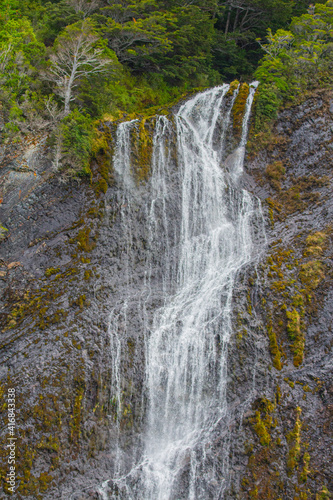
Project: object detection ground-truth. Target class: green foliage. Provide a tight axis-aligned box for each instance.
[2,0,333,177]
[0,16,45,96]
[58,109,94,175]
[213,0,294,80]
[99,1,217,84]
[37,1,79,45]
[252,83,281,131]
[254,1,333,132]
[304,231,327,256]
[213,31,257,81]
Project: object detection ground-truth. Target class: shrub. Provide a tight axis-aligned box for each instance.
[58,109,94,176]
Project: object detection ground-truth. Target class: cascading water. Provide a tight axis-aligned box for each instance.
[103,83,266,499]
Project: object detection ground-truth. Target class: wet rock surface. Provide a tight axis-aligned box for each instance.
[0,90,332,498]
[226,88,333,499]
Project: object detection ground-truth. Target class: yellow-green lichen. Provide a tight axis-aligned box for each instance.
[286,309,304,367]
[252,398,275,446]
[45,268,60,277]
[70,227,96,252]
[299,452,310,484]
[267,321,282,370]
[286,406,302,473]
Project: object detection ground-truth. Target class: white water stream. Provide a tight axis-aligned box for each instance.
[103,83,265,499]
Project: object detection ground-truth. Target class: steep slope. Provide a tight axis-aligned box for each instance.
[0,87,332,499]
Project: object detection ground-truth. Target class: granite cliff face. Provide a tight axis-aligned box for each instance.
[0,88,332,499]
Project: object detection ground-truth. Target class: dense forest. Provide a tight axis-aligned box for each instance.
[0,0,332,175]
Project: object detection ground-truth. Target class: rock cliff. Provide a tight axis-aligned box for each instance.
[0,88,332,499]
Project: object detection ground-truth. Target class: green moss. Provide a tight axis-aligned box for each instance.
[286,407,302,473]
[38,472,53,493]
[37,435,59,452]
[249,486,259,498]
[304,231,327,257]
[267,321,282,370]
[247,288,252,315]
[127,338,135,366]
[284,377,295,389]
[130,116,155,183]
[45,268,60,277]
[316,486,331,500]
[266,197,281,226]
[268,175,329,220]
[70,382,85,444]
[254,410,271,445]
[286,309,304,367]
[94,178,108,195]
[3,288,66,333]
[265,161,286,190]
[226,79,239,96]
[252,398,275,446]
[232,83,250,137]
[299,452,310,484]
[300,261,325,290]
[84,270,92,280]
[71,294,88,310]
[70,227,96,252]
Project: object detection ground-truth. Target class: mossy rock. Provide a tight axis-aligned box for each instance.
[232,83,250,137]
[300,260,325,290]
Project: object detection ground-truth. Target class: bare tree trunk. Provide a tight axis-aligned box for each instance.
[64,58,78,115]
[64,86,71,115]
[225,6,231,38]
[240,7,249,32]
[233,7,240,31]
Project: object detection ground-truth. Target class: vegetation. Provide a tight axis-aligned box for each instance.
[286,308,305,367]
[0,0,331,175]
[286,406,302,473]
[252,397,275,446]
[267,320,282,370]
[253,1,333,132]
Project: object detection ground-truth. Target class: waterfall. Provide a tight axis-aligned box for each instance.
[103,83,265,499]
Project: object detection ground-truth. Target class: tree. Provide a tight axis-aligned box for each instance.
[254,0,333,132]
[0,17,45,94]
[66,0,100,19]
[220,0,292,37]
[99,1,216,83]
[45,20,116,114]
